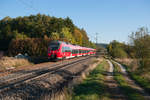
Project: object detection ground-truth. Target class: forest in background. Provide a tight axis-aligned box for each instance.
[0,14,95,56]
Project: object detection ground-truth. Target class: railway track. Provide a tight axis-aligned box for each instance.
[0,56,92,93]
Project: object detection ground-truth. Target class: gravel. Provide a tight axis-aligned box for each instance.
[0,56,96,100]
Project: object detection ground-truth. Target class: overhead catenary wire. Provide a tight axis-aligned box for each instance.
[16,0,40,13]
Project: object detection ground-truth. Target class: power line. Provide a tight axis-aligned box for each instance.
[16,0,40,13]
[88,34,95,43]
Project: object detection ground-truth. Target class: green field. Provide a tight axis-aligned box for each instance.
[71,59,110,100]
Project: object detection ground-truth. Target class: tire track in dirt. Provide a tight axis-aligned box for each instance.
[105,60,126,100]
[113,61,150,100]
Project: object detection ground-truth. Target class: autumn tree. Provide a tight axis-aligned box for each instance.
[129,27,150,70]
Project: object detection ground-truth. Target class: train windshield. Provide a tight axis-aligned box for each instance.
[49,42,60,50]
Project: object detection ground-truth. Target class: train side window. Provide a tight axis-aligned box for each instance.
[76,50,78,54]
[65,47,67,52]
[72,49,75,54]
[63,46,67,52]
[72,49,77,54]
[62,47,65,52]
[77,50,78,54]
[64,47,70,52]
[68,47,71,52]
[74,50,76,54]
[79,50,82,53]
[69,47,71,52]
[66,47,67,52]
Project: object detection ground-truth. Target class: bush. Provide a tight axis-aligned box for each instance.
[107,40,128,58]
[112,48,128,58]
[8,38,52,57]
[139,58,150,71]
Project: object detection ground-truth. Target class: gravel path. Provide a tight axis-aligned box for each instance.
[106,60,126,100]
[107,60,114,73]
[113,61,150,100]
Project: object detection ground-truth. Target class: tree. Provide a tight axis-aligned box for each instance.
[107,40,128,58]
[50,32,60,40]
[129,27,150,70]
[60,27,76,43]
[130,27,150,58]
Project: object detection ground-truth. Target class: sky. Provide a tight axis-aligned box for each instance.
[0,0,150,43]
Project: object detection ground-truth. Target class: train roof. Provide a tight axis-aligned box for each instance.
[49,40,70,44]
[49,40,95,50]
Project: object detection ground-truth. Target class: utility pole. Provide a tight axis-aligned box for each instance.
[95,33,98,45]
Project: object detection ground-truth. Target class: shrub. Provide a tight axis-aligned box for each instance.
[8,38,52,57]
[112,48,128,58]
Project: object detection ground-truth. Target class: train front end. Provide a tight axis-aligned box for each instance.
[48,41,62,60]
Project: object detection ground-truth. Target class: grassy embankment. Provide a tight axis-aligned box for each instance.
[124,64,150,94]
[71,59,111,100]
[116,59,150,94]
[129,72,150,93]
[0,57,33,70]
[112,61,145,100]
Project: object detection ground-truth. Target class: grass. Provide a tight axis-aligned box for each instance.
[129,71,150,93]
[0,57,33,70]
[112,62,145,100]
[71,59,111,100]
[116,59,150,94]
[124,63,150,93]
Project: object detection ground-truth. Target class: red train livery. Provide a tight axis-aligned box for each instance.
[48,41,96,60]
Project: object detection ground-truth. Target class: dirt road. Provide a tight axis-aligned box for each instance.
[106,60,126,100]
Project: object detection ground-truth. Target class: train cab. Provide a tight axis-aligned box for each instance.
[48,41,62,60]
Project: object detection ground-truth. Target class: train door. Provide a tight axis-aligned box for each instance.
[66,47,71,58]
[62,46,71,59]
[62,46,66,59]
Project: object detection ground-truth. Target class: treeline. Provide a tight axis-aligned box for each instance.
[107,27,150,70]
[0,14,95,56]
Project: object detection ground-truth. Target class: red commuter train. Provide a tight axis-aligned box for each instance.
[48,40,96,60]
